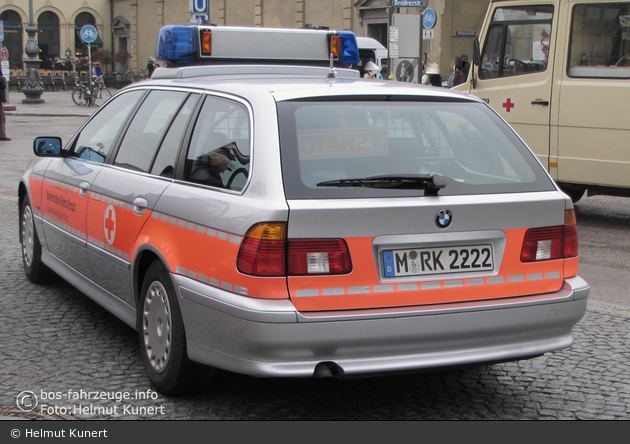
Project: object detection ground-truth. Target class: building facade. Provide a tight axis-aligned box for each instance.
[113,0,490,80]
[1,1,490,80]
[0,0,110,71]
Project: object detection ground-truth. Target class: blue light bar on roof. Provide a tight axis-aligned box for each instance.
[338,31,360,65]
[155,26,198,62]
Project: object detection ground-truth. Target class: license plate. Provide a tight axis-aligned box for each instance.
[382,245,494,278]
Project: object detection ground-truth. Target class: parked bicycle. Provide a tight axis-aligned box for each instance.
[72,76,112,107]
[92,75,112,102]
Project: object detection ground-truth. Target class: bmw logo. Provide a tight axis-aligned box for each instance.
[435,209,452,229]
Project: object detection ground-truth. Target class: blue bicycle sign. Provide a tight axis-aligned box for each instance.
[80,25,98,43]
[423,8,437,30]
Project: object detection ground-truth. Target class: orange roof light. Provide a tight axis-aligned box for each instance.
[200,30,212,56]
[330,34,340,57]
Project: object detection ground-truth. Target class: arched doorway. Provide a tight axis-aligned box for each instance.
[74,12,102,58]
[37,11,60,70]
[0,10,23,70]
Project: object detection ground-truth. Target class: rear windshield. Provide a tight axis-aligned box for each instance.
[277,98,555,199]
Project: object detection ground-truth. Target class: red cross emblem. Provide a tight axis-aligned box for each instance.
[502,97,515,113]
[104,205,116,245]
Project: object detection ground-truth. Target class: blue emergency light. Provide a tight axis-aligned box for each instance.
[338,31,360,65]
[155,25,359,67]
[155,26,198,62]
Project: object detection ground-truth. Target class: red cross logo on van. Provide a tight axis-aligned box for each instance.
[502,97,515,113]
[104,204,116,245]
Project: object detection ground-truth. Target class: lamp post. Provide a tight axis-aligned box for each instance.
[22,0,44,103]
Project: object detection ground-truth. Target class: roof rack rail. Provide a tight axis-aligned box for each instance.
[151,64,360,80]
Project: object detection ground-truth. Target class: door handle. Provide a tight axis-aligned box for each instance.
[79,181,91,197]
[133,197,148,216]
[531,100,549,106]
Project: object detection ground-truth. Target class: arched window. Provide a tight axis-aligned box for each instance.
[0,10,23,69]
[37,11,60,69]
[74,12,102,58]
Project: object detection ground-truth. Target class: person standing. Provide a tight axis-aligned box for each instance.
[0,76,10,141]
[363,61,383,79]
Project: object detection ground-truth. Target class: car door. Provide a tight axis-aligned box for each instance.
[86,90,200,306]
[40,90,145,278]
[460,2,559,170]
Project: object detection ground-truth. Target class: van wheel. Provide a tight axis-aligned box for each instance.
[20,196,51,283]
[559,186,585,203]
[139,261,206,395]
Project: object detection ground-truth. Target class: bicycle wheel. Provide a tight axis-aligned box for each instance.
[98,88,112,101]
[89,90,99,107]
[72,88,84,106]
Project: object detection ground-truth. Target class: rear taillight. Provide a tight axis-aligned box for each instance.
[288,239,352,275]
[237,223,287,276]
[237,222,352,277]
[520,210,578,262]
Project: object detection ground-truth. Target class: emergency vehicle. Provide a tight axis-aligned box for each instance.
[19,24,589,395]
[356,36,389,77]
[454,0,630,202]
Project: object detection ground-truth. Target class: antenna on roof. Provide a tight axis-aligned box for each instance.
[328,31,337,78]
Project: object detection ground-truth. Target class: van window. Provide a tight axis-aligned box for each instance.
[480,5,554,79]
[568,3,630,78]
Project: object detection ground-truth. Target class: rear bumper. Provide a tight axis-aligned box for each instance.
[175,274,589,378]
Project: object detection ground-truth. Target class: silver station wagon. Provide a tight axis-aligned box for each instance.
[18,25,589,394]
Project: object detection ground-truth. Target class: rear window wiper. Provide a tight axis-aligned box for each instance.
[317,174,446,195]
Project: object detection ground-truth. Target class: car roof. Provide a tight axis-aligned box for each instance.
[129,65,480,103]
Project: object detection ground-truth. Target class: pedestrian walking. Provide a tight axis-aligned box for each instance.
[0,76,10,141]
[447,57,466,88]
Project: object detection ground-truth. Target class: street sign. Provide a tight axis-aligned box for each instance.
[0,21,4,42]
[392,0,424,7]
[395,59,417,83]
[389,42,399,58]
[423,8,437,30]
[0,47,8,61]
[422,29,435,40]
[80,25,98,43]
[389,26,398,43]
[191,0,209,14]
[190,0,209,24]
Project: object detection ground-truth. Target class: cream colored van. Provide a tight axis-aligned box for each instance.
[454,0,630,202]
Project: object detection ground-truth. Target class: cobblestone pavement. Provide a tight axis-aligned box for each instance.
[1,217,629,420]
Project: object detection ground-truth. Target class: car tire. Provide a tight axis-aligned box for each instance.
[138,260,210,395]
[20,196,52,283]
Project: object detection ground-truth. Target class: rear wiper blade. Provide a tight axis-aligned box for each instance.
[317,174,446,195]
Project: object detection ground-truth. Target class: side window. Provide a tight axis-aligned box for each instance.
[184,95,251,192]
[479,5,554,79]
[114,90,188,172]
[73,90,144,162]
[568,3,630,78]
[150,93,200,177]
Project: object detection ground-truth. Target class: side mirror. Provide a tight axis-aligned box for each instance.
[33,136,63,157]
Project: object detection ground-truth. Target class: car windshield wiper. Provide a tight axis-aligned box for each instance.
[317,174,447,195]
